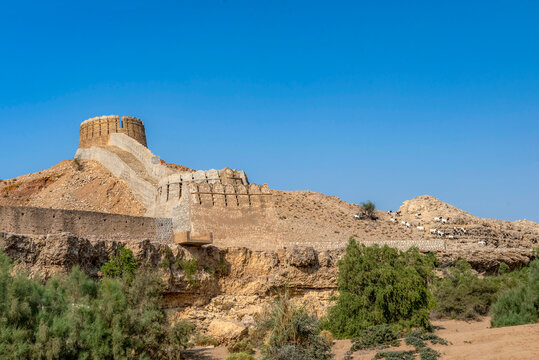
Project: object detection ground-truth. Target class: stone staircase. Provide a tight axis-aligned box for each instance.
[100,146,158,186]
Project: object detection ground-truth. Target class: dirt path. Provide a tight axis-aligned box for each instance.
[184,318,539,360]
[335,318,539,360]
[430,318,539,360]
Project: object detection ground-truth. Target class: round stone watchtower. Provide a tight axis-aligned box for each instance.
[79,115,148,148]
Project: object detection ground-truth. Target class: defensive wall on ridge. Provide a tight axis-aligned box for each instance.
[0,204,446,251]
[0,206,173,243]
[79,115,147,148]
[71,115,448,252]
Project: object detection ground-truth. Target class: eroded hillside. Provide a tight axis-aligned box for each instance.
[0,160,146,216]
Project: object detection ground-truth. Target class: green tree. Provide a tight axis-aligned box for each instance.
[323,239,435,338]
[0,250,194,360]
[358,201,376,219]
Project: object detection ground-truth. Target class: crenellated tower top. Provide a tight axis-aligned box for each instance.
[79,115,147,148]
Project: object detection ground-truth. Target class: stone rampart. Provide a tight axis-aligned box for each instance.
[0,206,173,243]
[189,205,279,249]
[156,182,272,209]
[79,115,147,148]
[108,133,173,180]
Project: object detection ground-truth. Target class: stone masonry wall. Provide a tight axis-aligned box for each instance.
[79,115,147,148]
[0,206,173,243]
[108,133,172,180]
[151,168,259,234]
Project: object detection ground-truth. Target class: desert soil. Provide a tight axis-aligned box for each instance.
[183,318,539,360]
[0,159,146,216]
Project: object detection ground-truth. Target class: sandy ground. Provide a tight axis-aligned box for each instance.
[183,318,539,360]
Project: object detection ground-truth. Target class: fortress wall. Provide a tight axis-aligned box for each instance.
[155,181,271,209]
[121,116,147,147]
[189,205,280,249]
[0,206,173,243]
[79,115,147,149]
[79,115,120,148]
[187,183,273,209]
[150,183,191,233]
[187,182,279,248]
[152,175,276,243]
[75,147,156,211]
[108,133,172,180]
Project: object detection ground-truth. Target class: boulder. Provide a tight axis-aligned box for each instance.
[286,246,317,267]
[206,318,247,344]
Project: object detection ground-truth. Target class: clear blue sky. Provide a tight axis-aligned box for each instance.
[1,1,538,222]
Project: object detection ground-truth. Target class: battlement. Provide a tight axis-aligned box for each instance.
[156,182,272,208]
[79,115,147,148]
[154,167,270,209]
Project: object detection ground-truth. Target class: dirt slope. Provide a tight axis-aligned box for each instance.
[0,159,146,216]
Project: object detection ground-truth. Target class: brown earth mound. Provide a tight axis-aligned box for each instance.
[0,159,145,216]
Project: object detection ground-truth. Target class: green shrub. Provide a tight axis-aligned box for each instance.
[405,330,426,348]
[225,353,256,360]
[419,347,441,360]
[498,262,510,275]
[373,330,446,360]
[177,258,199,286]
[374,350,415,360]
[0,250,194,359]
[421,333,448,345]
[72,158,83,171]
[100,247,138,280]
[405,330,448,348]
[350,324,401,351]
[227,339,253,354]
[219,255,229,275]
[323,239,435,338]
[160,247,174,270]
[491,259,539,327]
[433,257,538,327]
[193,333,219,347]
[255,292,332,360]
[431,259,501,320]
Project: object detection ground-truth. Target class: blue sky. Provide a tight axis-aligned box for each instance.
[1,1,538,222]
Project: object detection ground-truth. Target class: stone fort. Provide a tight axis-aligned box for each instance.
[75,115,277,248]
[79,115,147,148]
[0,115,446,252]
